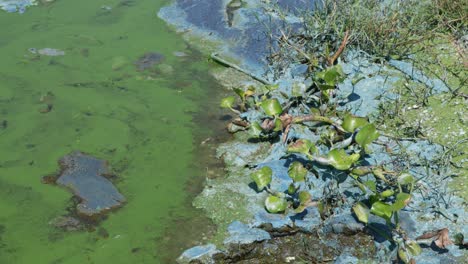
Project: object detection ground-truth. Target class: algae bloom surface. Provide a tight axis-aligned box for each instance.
[0,0,221,263]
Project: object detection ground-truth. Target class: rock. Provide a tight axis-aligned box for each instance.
[177,244,219,264]
[46,151,126,219]
[134,52,165,71]
[223,221,271,246]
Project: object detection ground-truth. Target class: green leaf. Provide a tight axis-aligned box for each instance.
[287,183,297,195]
[250,122,263,137]
[392,193,411,211]
[288,161,308,182]
[356,124,380,148]
[294,205,307,214]
[398,246,411,264]
[380,189,394,198]
[298,191,311,205]
[370,201,393,221]
[398,172,415,185]
[287,139,316,156]
[265,195,288,213]
[369,194,380,205]
[274,118,283,132]
[363,180,377,192]
[220,96,236,109]
[454,233,464,246]
[406,241,422,256]
[327,149,360,170]
[342,114,368,132]
[353,202,370,224]
[292,82,307,97]
[351,166,372,176]
[233,88,245,99]
[251,166,272,191]
[356,124,377,141]
[317,83,336,91]
[316,65,345,86]
[264,84,279,92]
[372,168,387,181]
[261,98,283,116]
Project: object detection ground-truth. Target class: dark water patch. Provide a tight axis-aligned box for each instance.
[44,151,126,219]
[134,52,165,71]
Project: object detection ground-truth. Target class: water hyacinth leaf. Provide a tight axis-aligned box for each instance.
[298,191,311,205]
[294,205,307,214]
[353,202,370,224]
[342,114,368,132]
[251,166,272,191]
[398,172,415,185]
[398,246,411,264]
[364,180,377,192]
[287,183,296,195]
[351,166,372,176]
[292,82,307,97]
[288,161,307,182]
[261,98,283,116]
[264,84,279,92]
[220,96,235,109]
[392,193,411,211]
[274,118,283,132]
[356,124,379,147]
[380,189,394,198]
[265,195,287,213]
[369,194,380,205]
[406,241,422,256]
[454,233,464,246]
[370,201,393,220]
[372,167,387,181]
[245,86,256,97]
[250,122,263,137]
[233,88,245,99]
[327,149,360,170]
[287,139,316,156]
[356,124,379,148]
[317,83,336,91]
[316,65,345,86]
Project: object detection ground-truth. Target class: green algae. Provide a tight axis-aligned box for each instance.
[0,0,223,263]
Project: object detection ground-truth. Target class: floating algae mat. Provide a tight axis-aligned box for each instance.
[0,0,223,263]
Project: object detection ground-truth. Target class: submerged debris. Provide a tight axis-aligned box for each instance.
[134,52,165,71]
[43,151,126,219]
[28,48,65,56]
[49,216,83,232]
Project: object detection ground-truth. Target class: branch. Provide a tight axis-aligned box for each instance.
[327,30,350,66]
[210,53,273,85]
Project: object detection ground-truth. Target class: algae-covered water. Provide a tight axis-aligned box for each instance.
[0,0,222,263]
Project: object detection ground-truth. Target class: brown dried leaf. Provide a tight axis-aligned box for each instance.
[416,230,439,240]
[417,228,453,249]
[434,228,453,249]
